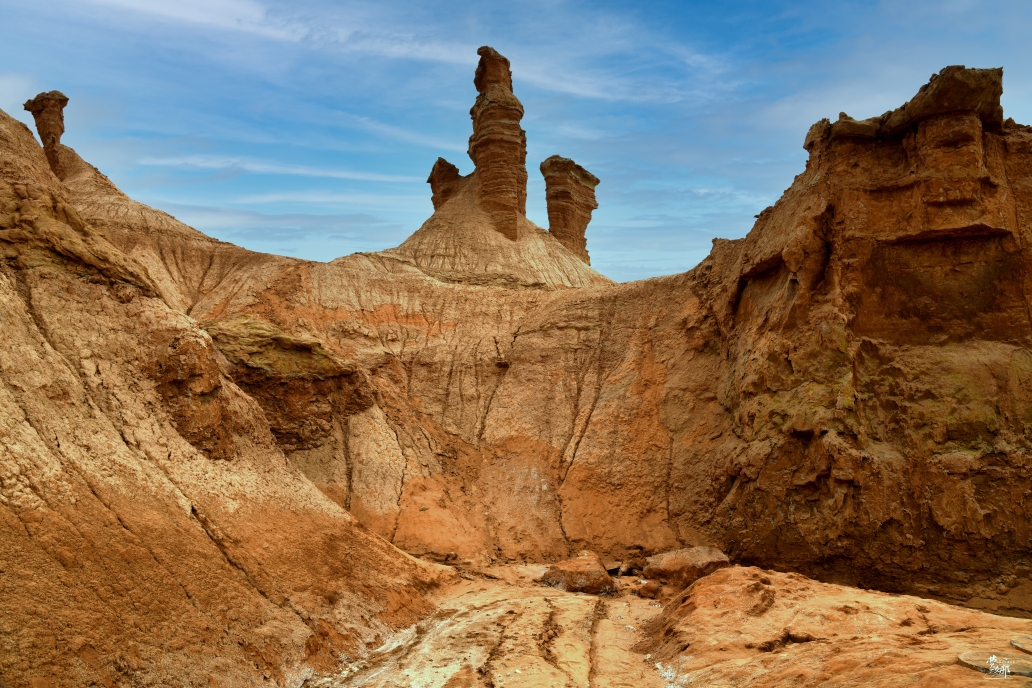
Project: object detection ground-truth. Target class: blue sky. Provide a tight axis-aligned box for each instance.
[2,0,1032,281]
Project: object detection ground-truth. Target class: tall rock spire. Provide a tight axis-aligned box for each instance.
[540,155,599,264]
[467,46,527,240]
[23,90,69,178]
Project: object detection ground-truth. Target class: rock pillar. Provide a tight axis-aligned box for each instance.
[540,155,599,264]
[467,46,527,240]
[24,90,69,178]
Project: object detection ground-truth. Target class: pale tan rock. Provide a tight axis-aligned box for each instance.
[23,90,68,176]
[6,57,1032,686]
[0,106,446,687]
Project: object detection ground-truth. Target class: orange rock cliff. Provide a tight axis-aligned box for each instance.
[2,49,1032,686]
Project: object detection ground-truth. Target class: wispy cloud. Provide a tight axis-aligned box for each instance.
[335,112,467,152]
[139,155,421,182]
[80,0,306,40]
[232,191,427,205]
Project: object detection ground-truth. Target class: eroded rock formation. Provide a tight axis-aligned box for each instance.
[468,46,527,240]
[541,155,599,263]
[0,109,447,687]
[23,90,68,178]
[389,47,607,288]
[5,56,1032,685]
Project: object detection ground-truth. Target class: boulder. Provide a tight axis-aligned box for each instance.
[540,551,617,594]
[643,546,730,589]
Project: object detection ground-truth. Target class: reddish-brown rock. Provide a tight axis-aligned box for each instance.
[540,154,599,264]
[468,46,527,240]
[643,546,730,589]
[540,551,617,594]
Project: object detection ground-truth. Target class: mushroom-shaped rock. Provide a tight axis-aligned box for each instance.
[23,90,69,177]
[468,46,527,240]
[643,546,730,589]
[540,155,599,264]
[540,551,617,594]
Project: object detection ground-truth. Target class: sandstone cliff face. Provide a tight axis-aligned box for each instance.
[0,109,445,687]
[168,64,1030,616]
[540,154,599,264]
[5,57,1032,685]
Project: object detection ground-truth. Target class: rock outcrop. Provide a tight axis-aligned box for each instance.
[381,46,608,288]
[642,566,1032,686]
[467,46,527,240]
[0,107,447,687]
[427,157,464,210]
[540,155,599,264]
[23,90,69,178]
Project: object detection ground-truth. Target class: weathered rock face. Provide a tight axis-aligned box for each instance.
[468,46,527,240]
[642,566,1032,686]
[0,108,447,687]
[391,47,608,288]
[22,90,68,177]
[42,62,1029,617]
[6,57,1032,685]
[541,155,599,264]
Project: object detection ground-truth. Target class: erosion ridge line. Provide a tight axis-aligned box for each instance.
[1,50,1031,686]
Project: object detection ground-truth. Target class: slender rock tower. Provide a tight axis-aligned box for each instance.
[540,155,599,264]
[467,46,528,240]
[23,90,69,178]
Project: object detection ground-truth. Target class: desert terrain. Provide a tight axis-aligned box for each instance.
[2,47,1031,686]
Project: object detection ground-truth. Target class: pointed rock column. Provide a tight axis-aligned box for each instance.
[23,90,69,178]
[540,155,599,264]
[467,46,527,240]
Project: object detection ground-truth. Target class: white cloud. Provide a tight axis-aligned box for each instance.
[139,154,421,182]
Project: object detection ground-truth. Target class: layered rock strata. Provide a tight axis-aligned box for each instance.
[382,47,607,288]
[0,108,446,687]
[5,58,1032,685]
[540,154,599,264]
[467,46,527,240]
